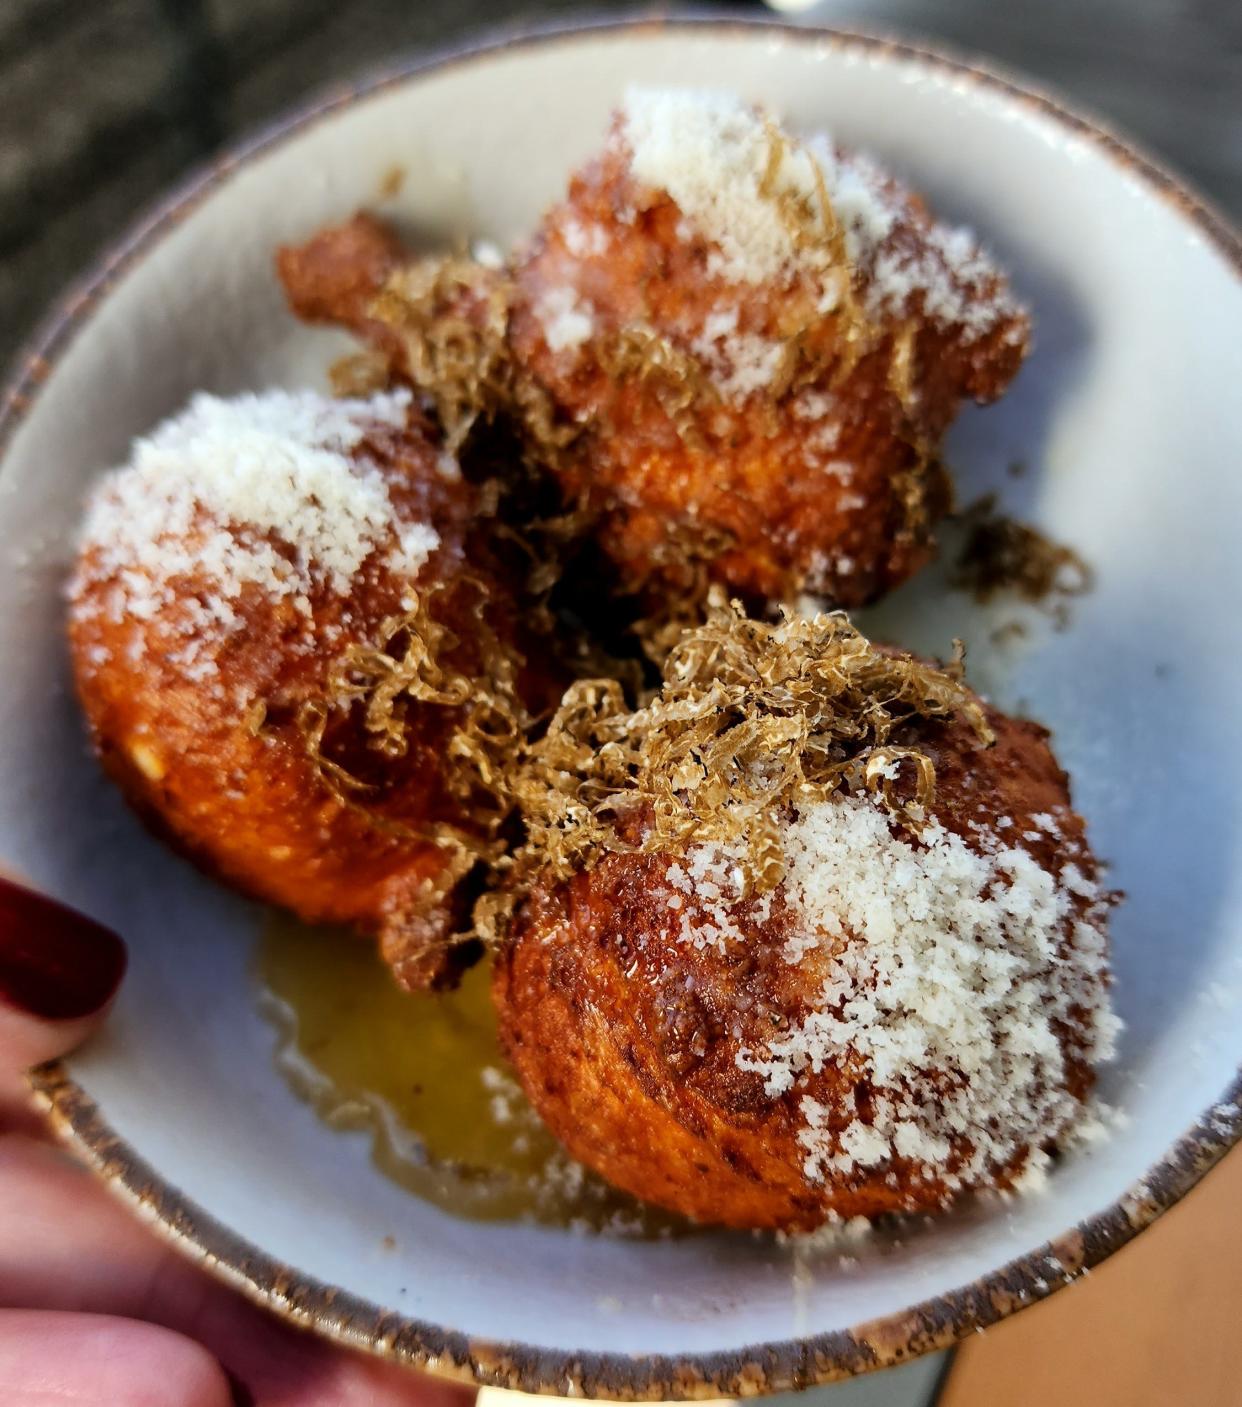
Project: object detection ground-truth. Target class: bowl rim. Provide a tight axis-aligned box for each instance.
[7,11,1242,1399]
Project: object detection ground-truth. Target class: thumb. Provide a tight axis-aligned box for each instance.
[0,875,126,1073]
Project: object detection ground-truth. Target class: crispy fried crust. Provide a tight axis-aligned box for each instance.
[276,212,407,359]
[276,141,1029,617]
[69,411,533,989]
[493,705,1098,1230]
[508,134,1028,606]
[277,216,518,443]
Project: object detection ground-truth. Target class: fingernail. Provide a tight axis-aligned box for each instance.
[0,877,127,1020]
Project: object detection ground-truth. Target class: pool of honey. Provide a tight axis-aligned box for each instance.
[256,917,687,1236]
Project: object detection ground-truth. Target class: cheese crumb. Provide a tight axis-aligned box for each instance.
[471,238,505,270]
[536,285,595,353]
[691,307,787,398]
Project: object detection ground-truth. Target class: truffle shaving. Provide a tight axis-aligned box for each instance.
[500,594,993,926]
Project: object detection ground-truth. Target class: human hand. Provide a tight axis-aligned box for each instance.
[0,874,478,1407]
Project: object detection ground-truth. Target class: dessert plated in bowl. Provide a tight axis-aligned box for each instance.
[1,17,1240,1399]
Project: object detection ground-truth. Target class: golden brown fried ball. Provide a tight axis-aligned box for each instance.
[69,387,544,989]
[508,91,1030,606]
[276,211,407,359]
[277,214,517,450]
[493,635,1116,1231]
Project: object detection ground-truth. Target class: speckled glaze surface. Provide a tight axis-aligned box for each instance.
[3,16,1242,1399]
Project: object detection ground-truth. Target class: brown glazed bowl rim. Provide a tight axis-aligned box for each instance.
[7,13,1242,1400]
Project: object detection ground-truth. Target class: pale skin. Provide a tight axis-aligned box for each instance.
[0,878,479,1407]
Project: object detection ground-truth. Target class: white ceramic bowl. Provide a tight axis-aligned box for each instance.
[2,17,1240,1399]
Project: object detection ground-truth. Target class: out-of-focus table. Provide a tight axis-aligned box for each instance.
[2,0,1239,371]
[941,1146,1242,1407]
[771,0,1241,215]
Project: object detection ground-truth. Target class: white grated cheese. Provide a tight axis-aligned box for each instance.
[619,88,1018,341]
[682,304,789,398]
[673,843,751,951]
[535,285,596,353]
[622,88,836,286]
[71,388,442,675]
[561,216,609,259]
[792,389,838,422]
[712,793,1121,1193]
[471,238,506,270]
[869,225,1009,335]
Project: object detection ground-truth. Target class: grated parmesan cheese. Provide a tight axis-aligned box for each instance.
[691,310,787,399]
[535,285,595,353]
[623,88,835,286]
[71,388,442,677]
[561,216,609,259]
[681,792,1122,1195]
[471,238,506,270]
[672,843,751,951]
[619,88,1018,344]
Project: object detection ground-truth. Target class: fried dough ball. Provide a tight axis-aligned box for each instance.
[277,215,519,453]
[508,90,1030,606]
[493,610,1117,1230]
[69,387,542,989]
[275,211,407,359]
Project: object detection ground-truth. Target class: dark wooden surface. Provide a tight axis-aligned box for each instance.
[2,0,1239,368]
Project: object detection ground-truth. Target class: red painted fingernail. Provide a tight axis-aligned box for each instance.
[0,877,127,1020]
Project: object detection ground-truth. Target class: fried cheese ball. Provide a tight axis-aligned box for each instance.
[69,387,540,989]
[277,214,517,451]
[493,611,1117,1230]
[275,211,408,357]
[509,90,1031,606]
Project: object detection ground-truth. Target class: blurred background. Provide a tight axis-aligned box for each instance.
[2,0,1240,370]
[2,3,1239,1404]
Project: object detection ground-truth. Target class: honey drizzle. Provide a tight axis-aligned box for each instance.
[255,917,688,1236]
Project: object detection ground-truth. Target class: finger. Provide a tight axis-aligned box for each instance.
[0,876,126,1069]
[0,1007,112,1135]
[0,1135,477,1406]
[0,876,126,1132]
[0,1309,234,1407]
